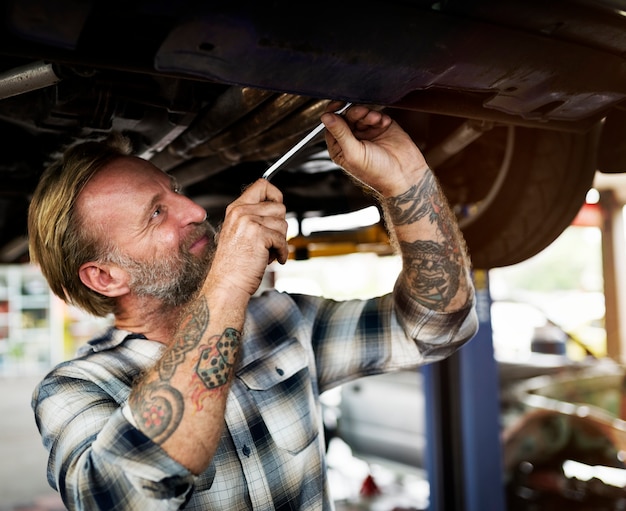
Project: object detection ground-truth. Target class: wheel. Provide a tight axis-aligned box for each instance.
[432,122,602,269]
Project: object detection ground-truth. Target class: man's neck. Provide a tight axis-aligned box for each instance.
[113,294,183,345]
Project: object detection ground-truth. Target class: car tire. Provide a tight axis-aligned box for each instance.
[434,123,602,269]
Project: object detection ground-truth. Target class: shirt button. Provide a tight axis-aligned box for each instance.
[276,367,284,376]
[242,444,251,457]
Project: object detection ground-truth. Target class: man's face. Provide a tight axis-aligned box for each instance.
[78,156,216,305]
[107,222,215,307]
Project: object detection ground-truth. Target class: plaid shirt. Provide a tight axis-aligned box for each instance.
[33,287,477,510]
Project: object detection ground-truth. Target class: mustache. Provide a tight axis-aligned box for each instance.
[183,220,216,252]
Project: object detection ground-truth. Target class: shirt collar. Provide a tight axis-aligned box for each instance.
[84,326,148,353]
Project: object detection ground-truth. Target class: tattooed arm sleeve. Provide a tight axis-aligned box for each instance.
[129,296,242,475]
[383,168,474,313]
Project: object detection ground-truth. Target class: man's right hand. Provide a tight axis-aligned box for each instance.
[205,178,289,300]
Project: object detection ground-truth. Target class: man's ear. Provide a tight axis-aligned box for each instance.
[78,262,130,297]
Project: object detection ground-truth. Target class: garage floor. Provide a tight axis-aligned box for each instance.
[0,374,65,511]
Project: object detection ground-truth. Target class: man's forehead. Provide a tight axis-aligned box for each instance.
[78,157,171,216]
[96,155,167,182]
[80,157,170,199]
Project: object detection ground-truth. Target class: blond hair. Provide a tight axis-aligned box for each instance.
[28,133,133,317]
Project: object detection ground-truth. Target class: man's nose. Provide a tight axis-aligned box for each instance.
[177,194,208,225]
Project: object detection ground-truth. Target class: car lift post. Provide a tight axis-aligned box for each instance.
[422,269,506,511]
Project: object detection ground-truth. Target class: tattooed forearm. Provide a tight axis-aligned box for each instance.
[384,172,438,226]
[159,298,209,380]
[384,167,470,310]
[196,328,240,389]
[131,382,184,444]
[191,328,241,411]
[385,171,462,252]
[400,239,461,310]
[130,297,241,443]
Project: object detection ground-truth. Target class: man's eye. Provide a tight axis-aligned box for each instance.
[152,207,162,218]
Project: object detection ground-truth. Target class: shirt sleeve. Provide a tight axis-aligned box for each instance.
[392,275,478,360]
[291,278,478,391]
[32,367,197,511]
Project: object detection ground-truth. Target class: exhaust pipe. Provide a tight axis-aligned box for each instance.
[0,60,61,100]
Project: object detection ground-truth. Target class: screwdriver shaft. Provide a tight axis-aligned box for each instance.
[262,102,352,181]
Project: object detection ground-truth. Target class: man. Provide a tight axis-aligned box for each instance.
[29,104,478,510]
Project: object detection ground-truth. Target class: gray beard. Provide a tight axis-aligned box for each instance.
[127,250,211,307]
[107,224,215,307]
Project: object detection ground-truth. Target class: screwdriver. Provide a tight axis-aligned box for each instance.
[262,102,352,182]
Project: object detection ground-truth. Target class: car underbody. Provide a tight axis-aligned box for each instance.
[1,0,626,268]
